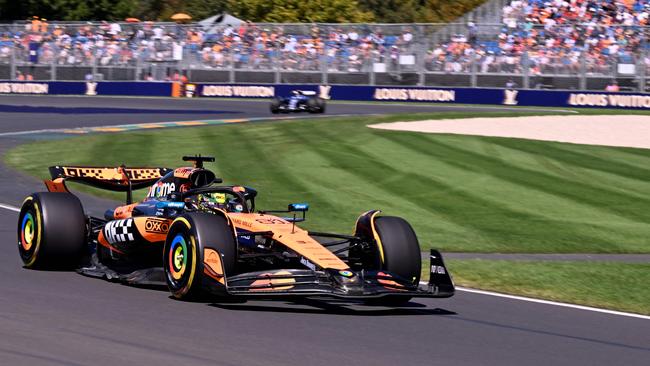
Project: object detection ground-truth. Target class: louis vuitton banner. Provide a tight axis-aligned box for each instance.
[2,80,649,110]
[197,83,650,110]
[0,81,172,97]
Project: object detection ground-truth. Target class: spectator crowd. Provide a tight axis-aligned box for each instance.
[1,1,649,79]
[429,0,650,75]
[0,18,419,74]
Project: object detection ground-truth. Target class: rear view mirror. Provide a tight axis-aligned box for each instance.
[288,203,309,212]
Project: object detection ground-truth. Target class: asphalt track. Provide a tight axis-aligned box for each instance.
[0,94,561,134]
[0,96,648,366]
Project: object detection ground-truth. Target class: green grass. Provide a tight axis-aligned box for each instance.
[6,111,650,253]
[428,260,650,315]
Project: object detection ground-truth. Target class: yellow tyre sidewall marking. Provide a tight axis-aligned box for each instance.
[172,217,197,298]
[23,197,42,268]
[369,211,385,264]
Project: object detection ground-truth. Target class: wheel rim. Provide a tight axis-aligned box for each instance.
[20,212,35,251]
[18,199,42,267]
[168,234,188,282]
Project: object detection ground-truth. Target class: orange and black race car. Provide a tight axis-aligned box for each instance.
[17,156,454,305]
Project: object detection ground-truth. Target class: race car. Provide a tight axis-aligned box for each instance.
[17,155,454,305]
[270,90,326,114]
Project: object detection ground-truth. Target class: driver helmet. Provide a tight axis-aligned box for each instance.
[198,192,226,207]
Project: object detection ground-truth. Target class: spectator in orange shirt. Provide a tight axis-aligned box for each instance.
[31,16,40,33]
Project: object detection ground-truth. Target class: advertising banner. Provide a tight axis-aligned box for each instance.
[0,81,172,97]
[197,83,650,110]
[3,79,650,110]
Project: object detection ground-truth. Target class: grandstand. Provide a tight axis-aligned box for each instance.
[0,0,648,92]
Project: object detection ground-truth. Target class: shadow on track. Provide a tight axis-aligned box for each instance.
[79,268,456,317]
[209,297,457,316]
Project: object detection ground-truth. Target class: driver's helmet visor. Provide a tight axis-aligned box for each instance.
[199,192,226,204]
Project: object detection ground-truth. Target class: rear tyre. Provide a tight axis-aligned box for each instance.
[317,98,326,113]
[307,97,321,113]
[365,216,422,306]
[164,213,236,300]
[17,193,86,269]
[270,98,282,114]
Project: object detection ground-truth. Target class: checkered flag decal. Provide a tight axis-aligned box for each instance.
[104,219,135,244]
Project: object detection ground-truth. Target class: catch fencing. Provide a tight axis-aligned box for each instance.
[0,21,648,92]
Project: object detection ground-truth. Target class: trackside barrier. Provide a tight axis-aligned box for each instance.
[2,80,650,110]
[0,81,172,97]
[197,84,650,109]
[198,84,650,110]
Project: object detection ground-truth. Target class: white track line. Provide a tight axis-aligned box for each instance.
[455,286,650,320]
[0,202,19,212]
[0,128,63,137]
[0,201,645,319]
[423,284,649,320]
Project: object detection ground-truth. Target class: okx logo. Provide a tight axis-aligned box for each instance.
[145,218,170,234]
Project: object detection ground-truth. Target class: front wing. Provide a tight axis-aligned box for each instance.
[221,250,454,299]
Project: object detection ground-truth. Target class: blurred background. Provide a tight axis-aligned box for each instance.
[0,0,647,92]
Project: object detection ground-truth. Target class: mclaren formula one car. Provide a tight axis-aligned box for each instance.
[17,156,454,304]
[270,90,326,114]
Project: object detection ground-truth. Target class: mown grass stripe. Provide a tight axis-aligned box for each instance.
[444,259,650,315]
[408,135,650,224]
[301,123,608,252]
[489,138,650,182]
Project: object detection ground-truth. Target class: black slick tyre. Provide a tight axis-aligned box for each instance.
[270,97,282,114]
[307,97,320,113]
[368,216,422,305]
[164,212,236,300]
[17,192,86,269]
[317,98,326,113]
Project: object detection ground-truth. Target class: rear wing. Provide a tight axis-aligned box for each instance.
[46,165,172,203]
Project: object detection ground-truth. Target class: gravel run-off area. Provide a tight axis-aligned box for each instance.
[369,115,650,149]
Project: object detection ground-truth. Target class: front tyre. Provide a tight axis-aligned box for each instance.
[355,215,422,306]
[164,213,236,300]
[17,193,86,269]
[374,216,421,285]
